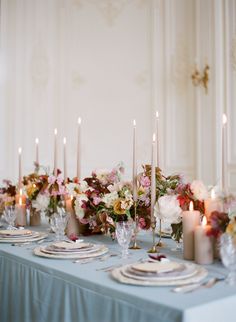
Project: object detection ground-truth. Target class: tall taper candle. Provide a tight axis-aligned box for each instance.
[151,134,156,223]
[133,120,137,201]
[222,113,227,192]
[77,117,81,179]
[18,147,22,188]
[63,137,67,181]
[155,111,160,166]
[54,128,58,176]
[35,138,39,164]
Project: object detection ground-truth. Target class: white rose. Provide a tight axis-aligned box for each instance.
[79,181,89,192]
[32,194,50,212]
[65,183,79,196]
[102,191,118,208]
[154,195,182,224]
[190,180,208,201]
[74,194,88,219]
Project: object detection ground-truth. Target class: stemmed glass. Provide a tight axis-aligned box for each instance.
[220,233,236,285]
[4,206,16,230]
[51,211,68,241]
[115,221,134,259]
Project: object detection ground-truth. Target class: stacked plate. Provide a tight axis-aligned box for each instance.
[111,261,208,286]
[0,229,47,243]
[34,241,109,259]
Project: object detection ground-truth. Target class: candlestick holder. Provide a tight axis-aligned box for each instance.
[156,219,165,247]
[130,201,141,250]
[147,220,158,253]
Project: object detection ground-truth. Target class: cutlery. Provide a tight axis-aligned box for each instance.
[171,277,225,293]
[73,253,118,264]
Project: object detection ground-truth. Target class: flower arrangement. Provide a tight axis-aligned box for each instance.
[0,180,16,213]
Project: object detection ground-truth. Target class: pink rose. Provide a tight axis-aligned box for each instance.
[140,176,151,188]
[93,196,102,205]
[48,175,56,185]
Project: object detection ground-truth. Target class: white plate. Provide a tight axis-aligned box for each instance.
[43,244,103,255]
[131,261,181,274]
[0,232,48,243]
[122,263,198,282]
[34,245,109,259]
[51,241,92,250]
[0,229,33,236]
[111,264,208,286]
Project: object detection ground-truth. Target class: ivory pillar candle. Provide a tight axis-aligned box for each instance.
[194,216,213,265]
[63,137,67,181]
[65,195,80,238]
[15,188,27,205]
[151,134,156,223]
[204,189,223,220]
[183,201,200,260]
[54,128,58,176]
[15,196,27,227]
[133,120,137,202]
[35,138,39,164]
[77,117,81,180]
[18,147,22,188]
[155,111,160,167]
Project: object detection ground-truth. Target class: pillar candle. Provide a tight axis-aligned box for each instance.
[35,138,39,164]
[183,201,200,260]
[222,114,227,192]
[15,196,27,227]
[204,189,223,220]
[194,216,213,264]
[54,128,58,176]
[63,137,67,181]
[155,111,160,167]
[18,147,22,188]
[133,120,137,202]
[65,195,80,238]
[151,134,156,223]
[77,117,81,180]
[15,188,27,205]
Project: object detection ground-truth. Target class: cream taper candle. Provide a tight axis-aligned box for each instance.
[155,111,160,167]
[222,114,227,192]
[151,133,156,223]
[194,216,213,265]
[133,120,137,202]
[18,147,22,188]
[63,137,67,181]
[35,138,39,165]
[183,201,200,260]
[54,128,58,176]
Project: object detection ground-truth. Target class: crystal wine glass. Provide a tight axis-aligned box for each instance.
[220,233,236,285]
[4,206,16,230]
[51,212,68,241]
[115,221,134,259]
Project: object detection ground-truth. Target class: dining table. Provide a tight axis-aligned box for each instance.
[0,223,236,322]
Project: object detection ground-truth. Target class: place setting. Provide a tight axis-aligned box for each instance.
[0,228,47,244]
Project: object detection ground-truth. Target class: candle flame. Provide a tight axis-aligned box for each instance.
[189,201,194,211]
[152,133,156,142]
[222,113,227,125]
[35,138,39,144]
[202,216,207,226]
[19,197,22,206]
[133,119,136,126]
[18,147,22,154]
[54,128,57,135]
[211,188,216,199]
[156,111,159,118]
[19,188,22,196]
[63,137,66,145]
[78,117,81,125]
[33,184,36,188]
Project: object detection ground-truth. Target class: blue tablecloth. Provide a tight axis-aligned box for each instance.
[0,227,236,322]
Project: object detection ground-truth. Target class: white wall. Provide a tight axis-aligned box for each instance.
[0,0,235,189]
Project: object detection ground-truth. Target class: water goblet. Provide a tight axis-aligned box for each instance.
[4,206,16,230]
[115,221,134,260]
[220,233,236,285]
[52,212,69,241]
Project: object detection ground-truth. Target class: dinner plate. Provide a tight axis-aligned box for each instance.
[34,245,109,259]
[111,264,208,286]
[43,243,103,255]
[0,232,48,243]
[0,229,33,237]
[122,263,198,282]
[131,262,181,274]
[51,241,92,250]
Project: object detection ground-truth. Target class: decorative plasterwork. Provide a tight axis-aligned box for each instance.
[90,0,129,26]
[30,40,49,89]
[171,36,190,94]
[232,34,236,72]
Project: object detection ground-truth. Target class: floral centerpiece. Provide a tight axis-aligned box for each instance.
[0,180,16,213]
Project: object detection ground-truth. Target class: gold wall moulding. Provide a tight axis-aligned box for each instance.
[191,64,210,94]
